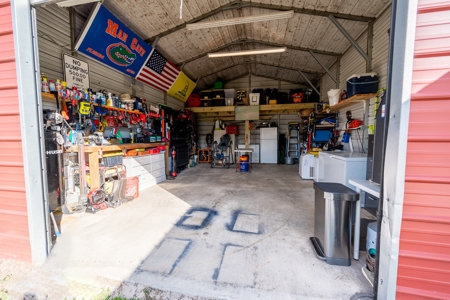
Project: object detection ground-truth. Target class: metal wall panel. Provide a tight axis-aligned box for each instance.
[372,6,391,89]
[36,5,185,111]
[0,0,31,261]
[320,63,337,102]
[397,1,450,298]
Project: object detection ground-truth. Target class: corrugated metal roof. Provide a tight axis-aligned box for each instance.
[0,0,31,261]
[397,0,450,298]
[71,0,390,89]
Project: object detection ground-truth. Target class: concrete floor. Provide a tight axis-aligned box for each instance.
[0,163,372,299]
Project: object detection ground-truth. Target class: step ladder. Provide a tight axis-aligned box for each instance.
[286,122,300,162]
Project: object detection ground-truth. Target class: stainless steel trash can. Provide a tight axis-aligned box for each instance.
[310,182,359,266]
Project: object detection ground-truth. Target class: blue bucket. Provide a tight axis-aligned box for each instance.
[240,162,249,172]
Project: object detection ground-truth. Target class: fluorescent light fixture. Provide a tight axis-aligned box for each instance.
[208,47,287,58]
[187,10,294,30]
[57,0,101,7]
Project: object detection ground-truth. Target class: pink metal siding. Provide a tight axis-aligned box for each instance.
[0,0,31,261]
[397,0,450,299]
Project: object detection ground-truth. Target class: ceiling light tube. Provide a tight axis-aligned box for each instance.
[187,10,294,30]
[208,47,287,58]
[56,0,101,7]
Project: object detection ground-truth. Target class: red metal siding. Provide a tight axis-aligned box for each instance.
[397,0,450,299]
[0,0,31,261]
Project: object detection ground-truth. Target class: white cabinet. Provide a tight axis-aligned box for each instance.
[317,152,367,191]
[123,153,166,191]
[260,128,278,164]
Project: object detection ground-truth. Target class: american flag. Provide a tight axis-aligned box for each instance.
[136,49,180,92]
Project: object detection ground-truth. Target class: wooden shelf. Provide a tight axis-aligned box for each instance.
[65,142,168,153]
[328,93,377,111]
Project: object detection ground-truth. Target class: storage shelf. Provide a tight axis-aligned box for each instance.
[316,124,336,129]
[327,93,377,111]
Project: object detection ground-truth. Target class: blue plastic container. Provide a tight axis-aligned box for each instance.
[347,73,379,98]
[240,162,249,172]
[313,130,333,142]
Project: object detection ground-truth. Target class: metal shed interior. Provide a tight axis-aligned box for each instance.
[13,0,402,298]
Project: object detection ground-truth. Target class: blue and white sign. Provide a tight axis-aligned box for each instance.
[75,3,152,77]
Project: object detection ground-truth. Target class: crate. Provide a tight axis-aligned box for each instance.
[201,99,212,107]
[212,98,225,106]
[226,125,238,135]
[211,89,225,99]
[102,155,123,167]
[214,81,223,89]
[201,90,212,99]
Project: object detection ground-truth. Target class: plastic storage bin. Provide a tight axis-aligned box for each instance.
[225,98,234,106]
[214,81,223,89]
[312,130,333,142]
[211,90,225,99]
[224,89,236,98]
[347,73,378,98]
[310,182,359,266]
[249,93,260,105]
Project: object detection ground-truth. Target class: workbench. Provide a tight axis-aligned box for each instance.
[65,142,169,189]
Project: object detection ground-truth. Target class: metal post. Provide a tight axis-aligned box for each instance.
[298,70,321,96]
[310,51,337,83]
[367,21,374,72]
[180,62,186,70]
[69,7,77,57]
[328,14,369,62]
[248,73,251,91]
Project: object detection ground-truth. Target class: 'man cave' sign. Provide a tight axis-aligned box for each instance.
[75,3,152,77]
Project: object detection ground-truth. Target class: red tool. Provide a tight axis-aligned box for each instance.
[171,146,177,177]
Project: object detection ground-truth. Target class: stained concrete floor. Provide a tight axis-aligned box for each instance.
[0,163,372,299]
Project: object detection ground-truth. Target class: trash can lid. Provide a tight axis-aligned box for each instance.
[313,182,359,201]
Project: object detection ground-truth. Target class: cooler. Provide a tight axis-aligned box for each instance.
[346,73,379,98]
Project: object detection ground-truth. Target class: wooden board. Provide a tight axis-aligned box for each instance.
[66,142,168,153]
[328,93,378,111]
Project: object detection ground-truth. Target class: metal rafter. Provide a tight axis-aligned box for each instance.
[198,61,321,82]
[178,39,340,66]
[144,1,375,42]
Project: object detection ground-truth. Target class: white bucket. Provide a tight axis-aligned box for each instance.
[366,222,377,251]
[327,89,340,106]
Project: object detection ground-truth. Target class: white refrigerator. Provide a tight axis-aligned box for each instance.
[260,127,278,164]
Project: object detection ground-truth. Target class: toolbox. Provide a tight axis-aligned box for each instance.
[346,73,379,97]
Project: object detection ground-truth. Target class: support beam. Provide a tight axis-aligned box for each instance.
[298,70,321,96]
[245,120,250,148]
[309,51,337,84]
[178,39,340,66]
[144,1,374,42]
[328,14,369,62]
[151,36,160,48]
[199,61,321,82]
[69,7,77,57]
[366,21,374,72]
[336,57,341,89]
